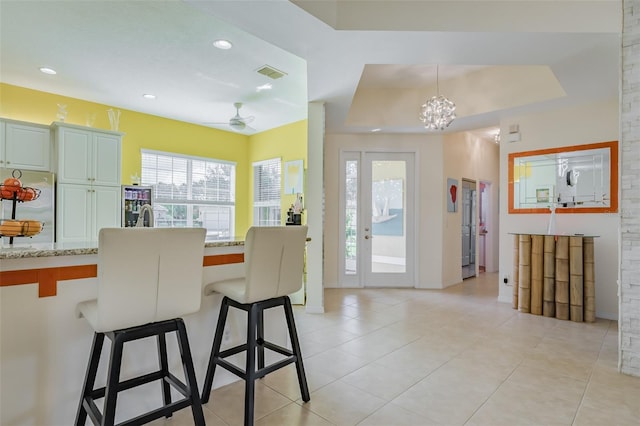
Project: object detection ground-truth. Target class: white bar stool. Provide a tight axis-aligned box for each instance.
[75,227,206,426]
[200,226,310,426]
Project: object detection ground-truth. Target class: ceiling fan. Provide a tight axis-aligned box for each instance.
[205,102,255,131]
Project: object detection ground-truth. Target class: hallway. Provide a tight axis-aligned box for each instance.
[164,273,639,425]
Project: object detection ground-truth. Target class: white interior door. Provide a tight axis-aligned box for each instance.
[339,151,416,287]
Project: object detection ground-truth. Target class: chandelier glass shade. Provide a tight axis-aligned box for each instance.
[419,66,456,130]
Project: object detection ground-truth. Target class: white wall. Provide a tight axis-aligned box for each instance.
[498,99,620,320]
[305,102,325,313]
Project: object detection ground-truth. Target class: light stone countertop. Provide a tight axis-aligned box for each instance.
[0,238,245,259]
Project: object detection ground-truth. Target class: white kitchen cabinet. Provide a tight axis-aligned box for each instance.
[53,123,121,186]
[0,119,51,171]
[57,184,121,242]
[53,122,122,242]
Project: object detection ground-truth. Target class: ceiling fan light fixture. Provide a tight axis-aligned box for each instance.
[419,65,456,131]
[229,119,246,130]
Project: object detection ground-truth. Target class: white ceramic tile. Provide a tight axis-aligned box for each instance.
[340,362,426,400]
[199,273,640,426]
[203,380,290,426]
[357,402,438,425]
[301,380,387,425]
[255,402,334,426]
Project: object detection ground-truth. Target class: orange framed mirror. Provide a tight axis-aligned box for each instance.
[508,141,618,214]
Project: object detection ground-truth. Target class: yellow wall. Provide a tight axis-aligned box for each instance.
[249,120,308,224]
[0,83,305,236]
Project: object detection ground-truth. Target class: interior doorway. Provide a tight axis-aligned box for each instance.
[461,179,476,279]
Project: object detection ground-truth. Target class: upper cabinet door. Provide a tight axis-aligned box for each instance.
[2,121,51,171]
[57,127,92,184]
[56,124,121,186]
[93,133,121,186]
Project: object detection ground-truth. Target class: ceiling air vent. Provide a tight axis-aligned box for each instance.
[256,65,287,80]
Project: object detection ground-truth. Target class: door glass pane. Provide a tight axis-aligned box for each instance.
[371,161,406,273]
[345,160,358,275]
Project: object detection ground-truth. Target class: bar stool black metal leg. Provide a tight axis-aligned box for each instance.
[257,307,265,370]
[283,296,310,401]
[157,331,172,417]
[176,319,205,426]
[244,303,259,426]
[102,332,125,426]
[75,332,105,426]
[202,296,230,404]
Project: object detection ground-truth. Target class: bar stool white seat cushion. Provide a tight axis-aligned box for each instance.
[204,226,307,304]
[77,227,206,333]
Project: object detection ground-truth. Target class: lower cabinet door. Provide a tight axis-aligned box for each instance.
[57,184,93,242]
[57,184,121,242]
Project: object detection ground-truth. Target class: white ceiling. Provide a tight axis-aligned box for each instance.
[0,1,621,141]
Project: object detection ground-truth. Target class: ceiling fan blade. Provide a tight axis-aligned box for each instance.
[241,115,255,124]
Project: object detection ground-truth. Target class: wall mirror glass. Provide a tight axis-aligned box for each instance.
[508,141,618,214]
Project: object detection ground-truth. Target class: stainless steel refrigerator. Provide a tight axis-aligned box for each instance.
[1,168,55,245]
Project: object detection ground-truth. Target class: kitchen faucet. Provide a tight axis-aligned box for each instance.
[136,204,154,227]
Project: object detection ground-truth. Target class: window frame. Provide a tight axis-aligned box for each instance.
[252,157,282,226]
[141,149,236,239]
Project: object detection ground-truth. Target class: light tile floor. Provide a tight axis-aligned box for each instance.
[154,272,640,425]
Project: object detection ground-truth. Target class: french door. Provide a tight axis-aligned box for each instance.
[339,151,416,287]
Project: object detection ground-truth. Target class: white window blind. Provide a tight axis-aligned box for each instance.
[253,158,281,226]
[141,150,236,239]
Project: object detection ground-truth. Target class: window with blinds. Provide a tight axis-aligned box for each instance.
[141,150,236,239]
[253,158,281,226]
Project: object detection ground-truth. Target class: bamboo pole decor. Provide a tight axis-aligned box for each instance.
[513,234,519,310]
[530,235,544,315]
[518,235,532,313]
[555,236,570,320]
[512,233,595,322]
[543,235,556,317]
[584,237,596,323]
[569,236,584,322]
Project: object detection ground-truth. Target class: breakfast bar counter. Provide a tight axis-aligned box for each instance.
[0,238,288,425]
[0,238,245,259]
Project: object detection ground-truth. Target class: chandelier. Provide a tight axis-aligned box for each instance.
[419,65,456,130]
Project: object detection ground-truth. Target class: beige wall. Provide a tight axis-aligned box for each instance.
[498,98,620,319]
[442,132,500,286]
[324,131,498,289]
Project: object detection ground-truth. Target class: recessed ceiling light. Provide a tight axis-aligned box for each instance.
[256,83,272,92]
[371,128,382,132]
[142,94,156,100]
[213,39,232,50]
[39,67,56,75]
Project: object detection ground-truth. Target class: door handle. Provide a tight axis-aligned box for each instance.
[365,235,372,239]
